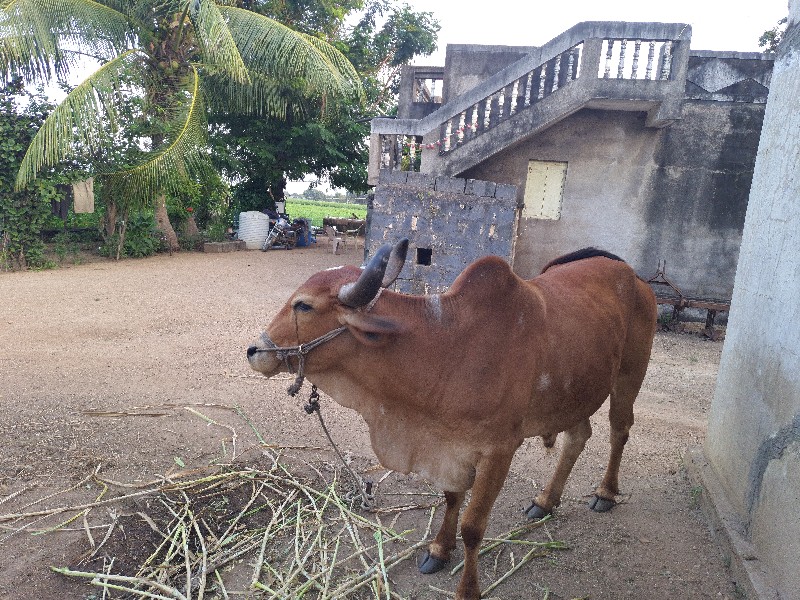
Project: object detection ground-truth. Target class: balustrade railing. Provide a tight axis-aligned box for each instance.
[436,43,583,154]
[599,38,674,80]
[380,134,424,172]
[374,23,689,175]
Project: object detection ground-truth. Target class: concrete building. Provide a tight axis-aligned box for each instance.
[368,21,773,304]
[367,16,799,598]
[697,4,800,598]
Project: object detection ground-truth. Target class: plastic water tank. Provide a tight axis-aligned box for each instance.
[237,211,270,249]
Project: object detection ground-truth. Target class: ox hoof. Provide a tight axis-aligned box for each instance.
[418,550,448,574]
[588,495,616,512]
[523,501,551,520]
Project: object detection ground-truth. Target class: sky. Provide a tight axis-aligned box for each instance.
[405,0,789,65]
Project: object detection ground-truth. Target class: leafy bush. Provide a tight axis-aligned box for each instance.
[0,79,58,270]
[53,231,82,264]
[99,210,161,258]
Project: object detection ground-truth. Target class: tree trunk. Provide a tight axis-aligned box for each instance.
[104,199,117,238]
[185,214,200,237]
[155,195,179,251]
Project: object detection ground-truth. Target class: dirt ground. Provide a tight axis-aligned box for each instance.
[0,243,742,599]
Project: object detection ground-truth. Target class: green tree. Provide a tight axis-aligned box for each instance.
[759,17,788,53]
[0,77,62,269]
[0,0,362,250]
[210,0,439,212]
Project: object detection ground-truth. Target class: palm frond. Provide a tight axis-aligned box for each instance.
[218,6,363,105]
[189,0,249,85]
[101,65,210,207]
[15,49,144,189]
[202,69,290,117]
[1,0,132,82]
[1,0,61,80]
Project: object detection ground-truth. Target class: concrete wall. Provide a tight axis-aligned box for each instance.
[460,101,764,300]
[704,5,800,597]
[369,171,519,294]
[442,44,538,101]
[397,65,444,121]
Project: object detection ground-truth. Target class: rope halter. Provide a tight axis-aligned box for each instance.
[250,326,348,395]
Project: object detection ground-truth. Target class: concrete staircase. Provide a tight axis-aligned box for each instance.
[369,21,692,184]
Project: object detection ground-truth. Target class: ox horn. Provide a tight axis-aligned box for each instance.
[382,238,409,288]
[338,244,393,308]
[338,239,410,308]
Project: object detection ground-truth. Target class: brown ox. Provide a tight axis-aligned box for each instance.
[247,240,657,600]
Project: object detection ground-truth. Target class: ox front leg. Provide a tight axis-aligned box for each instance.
[419,490,465,573]
[454,453,514,600]
[525,418,592,520]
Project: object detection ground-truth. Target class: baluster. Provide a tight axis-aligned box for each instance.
[469,104,479,138]
[457,111,466,144]
[443,120,453,152]
[566,52,575,81]
[603,39,614,78]
[660,41,673,80]
[509,80,519,115]
[484,94,492,129]
[537,66,546,99]
[498,86,506,120]
[380,135,390,169]
[645,41,656,80]
[524,72,533,106]
[617,39,627,78]
[551,56,561,92]
[395,135,403,169]
[631,40,641,79]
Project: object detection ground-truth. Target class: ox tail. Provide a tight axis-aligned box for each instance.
[540,247,625,274]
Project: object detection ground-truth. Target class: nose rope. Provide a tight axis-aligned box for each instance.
[251,326,348,395]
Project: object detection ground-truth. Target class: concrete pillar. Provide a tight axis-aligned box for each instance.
[705,1,800,596]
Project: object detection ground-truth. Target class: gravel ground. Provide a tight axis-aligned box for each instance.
[0,244,740,599]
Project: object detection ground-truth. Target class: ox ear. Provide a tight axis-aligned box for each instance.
[340,312,404,347]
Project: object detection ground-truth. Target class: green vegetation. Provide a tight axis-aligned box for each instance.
[209,0,439,212]
[2,0,362,252]
[286,198,366,227]
[0,78,64,270]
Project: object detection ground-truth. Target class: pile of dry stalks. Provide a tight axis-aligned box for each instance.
[0,405,567,599]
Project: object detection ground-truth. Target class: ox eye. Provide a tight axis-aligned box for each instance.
[293,301,313,313]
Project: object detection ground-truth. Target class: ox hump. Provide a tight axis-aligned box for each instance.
[448,256,517,296]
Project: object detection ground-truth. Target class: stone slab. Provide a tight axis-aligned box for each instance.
[203,240,246,253]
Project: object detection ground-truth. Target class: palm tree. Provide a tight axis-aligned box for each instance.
[0,0,362,249]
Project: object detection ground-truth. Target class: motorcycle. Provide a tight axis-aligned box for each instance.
[261,218,297,251]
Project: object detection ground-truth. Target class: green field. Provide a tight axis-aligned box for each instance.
[285,198,367,227]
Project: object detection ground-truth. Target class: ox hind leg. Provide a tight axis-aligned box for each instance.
[525,418,592,520]
[589,365,645,512]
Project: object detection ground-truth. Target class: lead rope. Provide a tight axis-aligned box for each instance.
[258,299,383,510]
[303,385,376,510]
[289,291,384,510]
